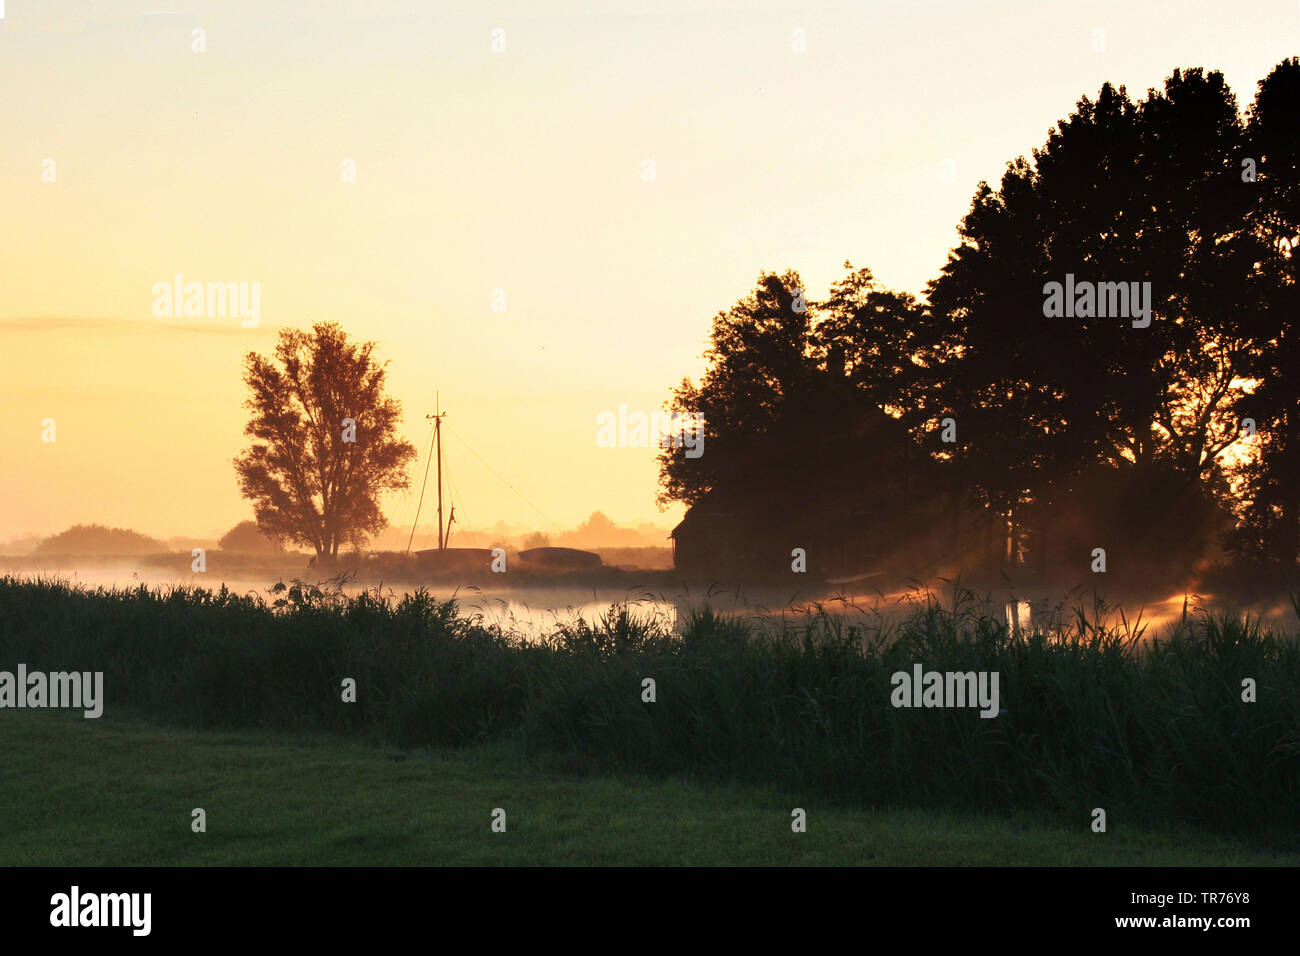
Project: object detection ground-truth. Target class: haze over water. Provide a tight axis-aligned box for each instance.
[10,563,1294,642]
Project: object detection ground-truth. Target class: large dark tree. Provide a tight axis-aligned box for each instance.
[657,267,933,509]
[659,62,1300,579]
[657,268,953,575]
[812,262,940,424]
[657,270,818,509]
[925,69,1258,568]
[234,322,417,563]
[1229,59,1300,565]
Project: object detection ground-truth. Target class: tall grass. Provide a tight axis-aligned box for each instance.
[1,575,1297,847]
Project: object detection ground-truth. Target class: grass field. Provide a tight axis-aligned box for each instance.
[3,575,1299,861]
[1,708,1296,866]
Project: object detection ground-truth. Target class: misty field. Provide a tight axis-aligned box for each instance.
[2,575,1298,858]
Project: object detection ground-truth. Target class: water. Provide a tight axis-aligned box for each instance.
[3,564,839,637]
[6,563,1296,640]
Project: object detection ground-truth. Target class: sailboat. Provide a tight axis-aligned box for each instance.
[404,396,606,578]
[407,398,495,573]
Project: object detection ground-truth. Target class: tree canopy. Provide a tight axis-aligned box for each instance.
[234,322,417,562]
[660,60,1300,574]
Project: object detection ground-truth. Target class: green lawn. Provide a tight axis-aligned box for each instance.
[2,709,1295,866]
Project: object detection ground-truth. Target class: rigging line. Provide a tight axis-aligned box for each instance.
[443,447,464,539]
[393,441,426,546]
[405,422,438,555]
[404,423,437,554]
[444,422,554,525]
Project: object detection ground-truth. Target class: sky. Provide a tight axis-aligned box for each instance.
[1,0,1296,543]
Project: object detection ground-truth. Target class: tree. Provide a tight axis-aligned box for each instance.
[1228,58,1300,565]
[925,69,1258,564]
[575,511,617,538]
[658,267,941,510]
[656,269,957,576]
[657,270,820,508]
[233,322,418,563]
[218,519,284,553]
[34,524,164,556]
[812,262,938,424]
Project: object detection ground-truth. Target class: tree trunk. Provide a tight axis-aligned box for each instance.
[1279,482,1299,567]
[1279,409,1300,567]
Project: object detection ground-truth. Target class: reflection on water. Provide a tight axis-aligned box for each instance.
[5,565,1299,641]
[1006,600,1033,636]
[5,566,755,637]
[8,565,906,638]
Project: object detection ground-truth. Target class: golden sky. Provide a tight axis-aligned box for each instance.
[1,0,1295,541]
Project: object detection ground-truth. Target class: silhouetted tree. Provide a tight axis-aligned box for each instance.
[812,262,938,424]
[657,270,820,508]
[1229,58,1300,565]
[34,524,164,556]
[233,323,417,563]
[218,519,284,552]
[657,269,954,574]
[660,62,1300,579]
[926,69,1257,561]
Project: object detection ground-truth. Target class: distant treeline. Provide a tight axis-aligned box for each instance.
[31,524,165,556]
[15,521,285,557]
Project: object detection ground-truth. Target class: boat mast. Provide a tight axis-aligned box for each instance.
[405,396,448,558]
[430,393,447,551]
